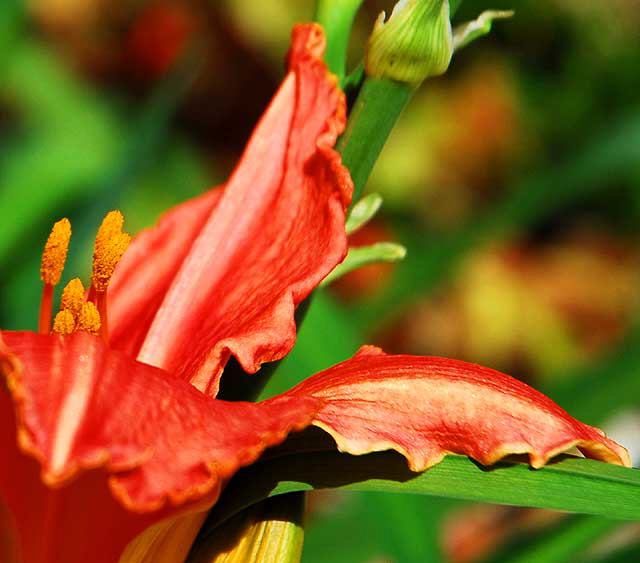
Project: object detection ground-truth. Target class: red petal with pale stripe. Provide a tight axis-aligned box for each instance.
[108,188,222,359]
[0,331,319,560]
[108,23,352,396]
[285,347,631,470]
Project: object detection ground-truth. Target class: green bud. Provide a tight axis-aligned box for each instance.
[365,0,453,86]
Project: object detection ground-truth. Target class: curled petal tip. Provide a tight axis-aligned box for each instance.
[109,23,352,395]
[287,352,631,472]
[287,23,327,65]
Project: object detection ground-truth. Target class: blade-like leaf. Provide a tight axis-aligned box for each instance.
[208,448,640,530]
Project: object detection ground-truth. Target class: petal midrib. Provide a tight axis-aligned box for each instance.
[49,342,97,475]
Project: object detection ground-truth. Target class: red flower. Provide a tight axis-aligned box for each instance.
[0,24,629,563]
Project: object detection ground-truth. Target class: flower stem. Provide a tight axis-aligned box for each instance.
[338,77,414,202]
[315,0,365,78]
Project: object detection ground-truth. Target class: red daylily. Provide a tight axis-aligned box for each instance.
[0,23,630,563]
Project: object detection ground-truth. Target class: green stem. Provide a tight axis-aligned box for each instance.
[315,0,365,77]
[338,77,414,202]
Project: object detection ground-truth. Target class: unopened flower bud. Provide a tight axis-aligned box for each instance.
[366,0,453,86]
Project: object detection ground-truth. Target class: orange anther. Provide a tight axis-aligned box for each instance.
[52,309,76,335]
[92,211,131,292]
[40,219,71,286]
[76,302,101,336]
[95,211,124,253]
[60,278,86,319]
[92,232,131,292]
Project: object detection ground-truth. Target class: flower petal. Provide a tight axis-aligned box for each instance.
[108,188,222,358]
[285,347,631,470]
[109,23,352,397]
[0,331,319,559]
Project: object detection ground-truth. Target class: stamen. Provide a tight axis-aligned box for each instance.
[39,285,54,335]
[40,218,72,286]
[94,210,124,254]
[92,224,131,292]
[76,302,101,336]
[39,218,72,334]
[60,278,86,319]
[52,310,76,335]
[39,211,130,340]
[90,211,131,341]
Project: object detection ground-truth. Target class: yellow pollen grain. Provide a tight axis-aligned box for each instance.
[76,301,101,336]
[40,218,72,286]
[92,231,131,292]
[60,277,86,319]
[52,309,76,335]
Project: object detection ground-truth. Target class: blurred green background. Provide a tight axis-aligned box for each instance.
[1,0,639,561]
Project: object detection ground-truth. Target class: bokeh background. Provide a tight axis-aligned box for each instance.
[1,0,640,561]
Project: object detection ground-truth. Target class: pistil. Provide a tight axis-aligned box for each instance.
[39,219,71,334]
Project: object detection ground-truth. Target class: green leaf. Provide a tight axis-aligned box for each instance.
[453,10,514,52]
[209,451,640,531]
[345,193,383,234]
[321,242,406,286]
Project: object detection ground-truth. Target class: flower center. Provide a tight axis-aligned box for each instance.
[39,211,131,341]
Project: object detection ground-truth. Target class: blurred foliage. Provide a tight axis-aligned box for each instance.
[1,0,639,561]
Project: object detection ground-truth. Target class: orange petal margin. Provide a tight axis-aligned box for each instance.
[108,23,352,396]
[285,346,631,470]
[0,331,319,561]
